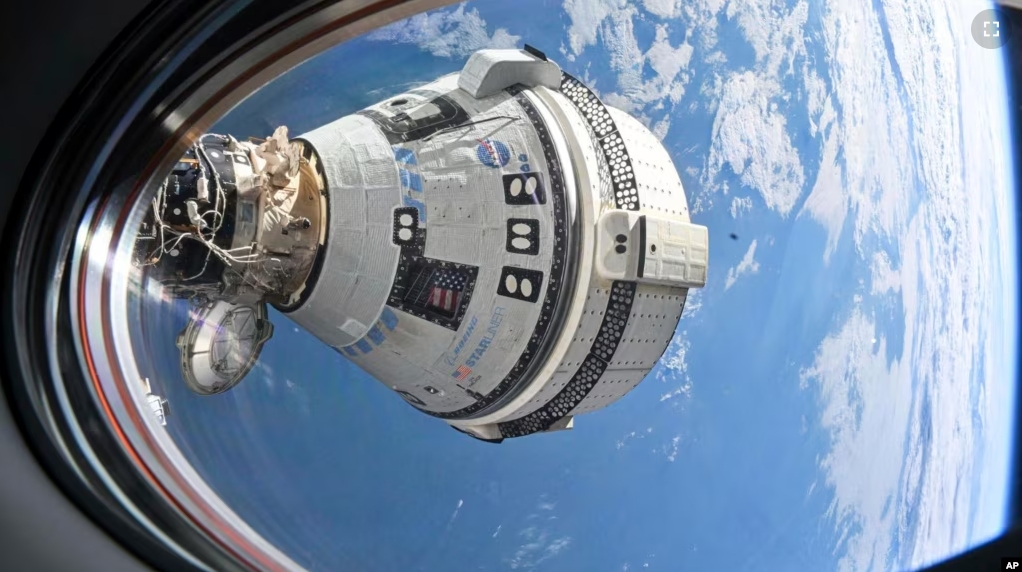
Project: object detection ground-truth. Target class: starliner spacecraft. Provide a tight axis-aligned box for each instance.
[136,47,708,442]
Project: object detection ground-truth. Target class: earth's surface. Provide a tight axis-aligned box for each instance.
[138,0,1018,570]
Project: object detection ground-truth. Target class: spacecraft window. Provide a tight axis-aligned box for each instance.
[6,0,1018,571]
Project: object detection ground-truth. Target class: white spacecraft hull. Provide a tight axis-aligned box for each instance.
[156,48,708,441]
[282,50,708,441]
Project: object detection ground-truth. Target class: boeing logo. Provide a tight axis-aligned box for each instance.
[445,316,479,367]
[465,307,506,368]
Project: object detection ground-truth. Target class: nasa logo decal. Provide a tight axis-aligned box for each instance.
[476,139,511,168]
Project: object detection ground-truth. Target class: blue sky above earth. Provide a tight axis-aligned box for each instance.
[137,0,1019,570]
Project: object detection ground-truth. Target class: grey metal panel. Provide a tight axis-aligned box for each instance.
[357,225,398,279]
[423,225,482,265]
[288,115,402,346]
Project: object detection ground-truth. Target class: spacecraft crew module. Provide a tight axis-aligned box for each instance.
[136,46,709,442]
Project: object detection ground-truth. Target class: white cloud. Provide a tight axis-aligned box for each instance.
[798,0,1008,553]
[803,67,828,137]
[563,0,695,115]
[507,497,573,569]
[870,250,901,296]
[446,498,464,530]
[659,333,689,377]
[367,4,519,59]
[796,0,914,257]
[683,0,727,51]
[563,0,626,56]
[705,72,805,217]
[704,50,726,66]
[681,288,702,320]
[800,308,913,572]
[615,429,647,450]
[799,125,845,262]
[606,22,693,112]
[729,196,753,219]
[951,0,1018,545]
[655,331,695,422]
[726,0,808,78]
[641,0,679,19]
[659,381,691,402]
[724,239,760,290]
[508,526,572,570]
[655,333,692,408]
[493,524,502,538]
[697,0,810,216]
[664,435,681,462]
[651,116,671,141]
[644,26,694,98]
[548,537,571,552]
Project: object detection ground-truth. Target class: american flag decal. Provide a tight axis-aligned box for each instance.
[427,269,468,313]
[429,285,460,312]
[453,365,472,381]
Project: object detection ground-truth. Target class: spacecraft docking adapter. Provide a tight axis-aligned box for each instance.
[139,46,708,442]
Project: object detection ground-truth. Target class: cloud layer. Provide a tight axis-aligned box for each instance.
[507,499,572,570]
[724,240,760,290]
[368,4,520,59]
[793,0,1012,569]
[562,0,698,131]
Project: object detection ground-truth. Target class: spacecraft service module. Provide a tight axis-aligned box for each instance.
[136,47,709,442]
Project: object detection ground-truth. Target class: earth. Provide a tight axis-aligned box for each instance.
[141,0,1017,570]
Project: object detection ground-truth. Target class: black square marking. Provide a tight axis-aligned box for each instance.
[497,266,543,303]
[392,207,420,247]
[506,218,540,255]
[503,173,546,205]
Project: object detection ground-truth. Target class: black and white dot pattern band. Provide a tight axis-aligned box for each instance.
[492,75,646,438]
[498,281,637,438]
[560,73,639,211]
